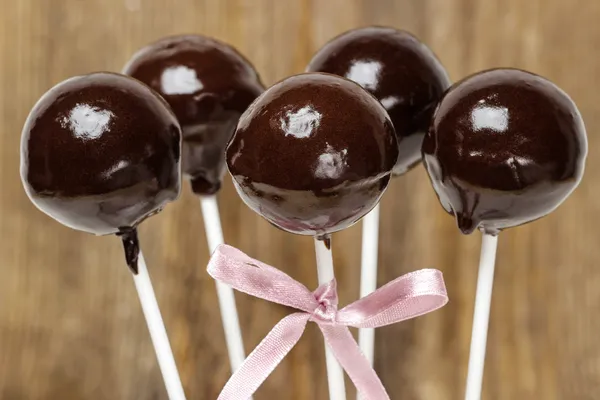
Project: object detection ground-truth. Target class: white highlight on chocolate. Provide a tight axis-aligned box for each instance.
[471,104,509,132]
[315,144,348,179]
[347,60,382,91]
[281,105,322,139]
[161,66,204,95]
[102,160,129,178]
[134,252,187,400]
[60,104,114,140]
[465,233,499,400]
[379,95,401,110]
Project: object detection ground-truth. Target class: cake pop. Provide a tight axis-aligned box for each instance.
[227,72,398,399]
[307,26,451,370]
[20,72,186,400]
[423,68,586,234]
[227,73,398,237]
[21,72,181,268]
[422,68,587,400]
[123,34,264,195]
[123,35,264,374]
[307,26,450,174]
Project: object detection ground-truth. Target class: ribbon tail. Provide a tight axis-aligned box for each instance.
[217,313,310,400]
[320,325,390,400]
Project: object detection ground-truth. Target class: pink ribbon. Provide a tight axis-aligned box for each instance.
[208,245,449,400]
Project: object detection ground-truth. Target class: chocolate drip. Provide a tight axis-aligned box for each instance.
[316,234,332,250]
[119,228,140,274]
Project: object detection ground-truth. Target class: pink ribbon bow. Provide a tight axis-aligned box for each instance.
[208,245,448,400]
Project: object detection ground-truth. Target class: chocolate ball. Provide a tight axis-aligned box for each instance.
[226,73,398,236]
[307,26,450,175]
[21,72,182,237]
[422,68,587,235]
[123,35,265,195]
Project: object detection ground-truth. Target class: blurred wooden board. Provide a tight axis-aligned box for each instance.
[1,0,599,398]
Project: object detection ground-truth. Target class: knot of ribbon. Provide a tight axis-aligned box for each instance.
[207,245,449,400]
[309,279,339,325]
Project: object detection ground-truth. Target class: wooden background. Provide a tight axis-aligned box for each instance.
[1,0,599,399]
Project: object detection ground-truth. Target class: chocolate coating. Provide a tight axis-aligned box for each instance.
[226,73,398,236]
[307,26,450,175]
[123,35,265,195]
[422,68,587,235]
[21,72,182,238]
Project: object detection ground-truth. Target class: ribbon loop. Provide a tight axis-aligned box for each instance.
[208,245,318,312]
[207,245,449,400]
[337,268,448,328]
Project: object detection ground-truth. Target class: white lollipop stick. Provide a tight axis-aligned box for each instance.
[464,233,499,400]
[200,195,247,373]
[134,251,187,400]
[314,236,347,400]
[357,203,380,372]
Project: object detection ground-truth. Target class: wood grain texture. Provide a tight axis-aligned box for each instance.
[1,0,599,398]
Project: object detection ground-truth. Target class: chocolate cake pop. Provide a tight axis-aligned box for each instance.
[21,72,182,271]
[307,26,450,174]
[422,68,587,235]
[123,34,265,195]
[226,73,399,236]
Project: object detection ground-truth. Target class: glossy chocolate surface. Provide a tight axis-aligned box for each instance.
[307,26,450,175]
[21,72,182,237]
[124,35,265,195]
[422,68,587,235]
[226,73,398,236]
